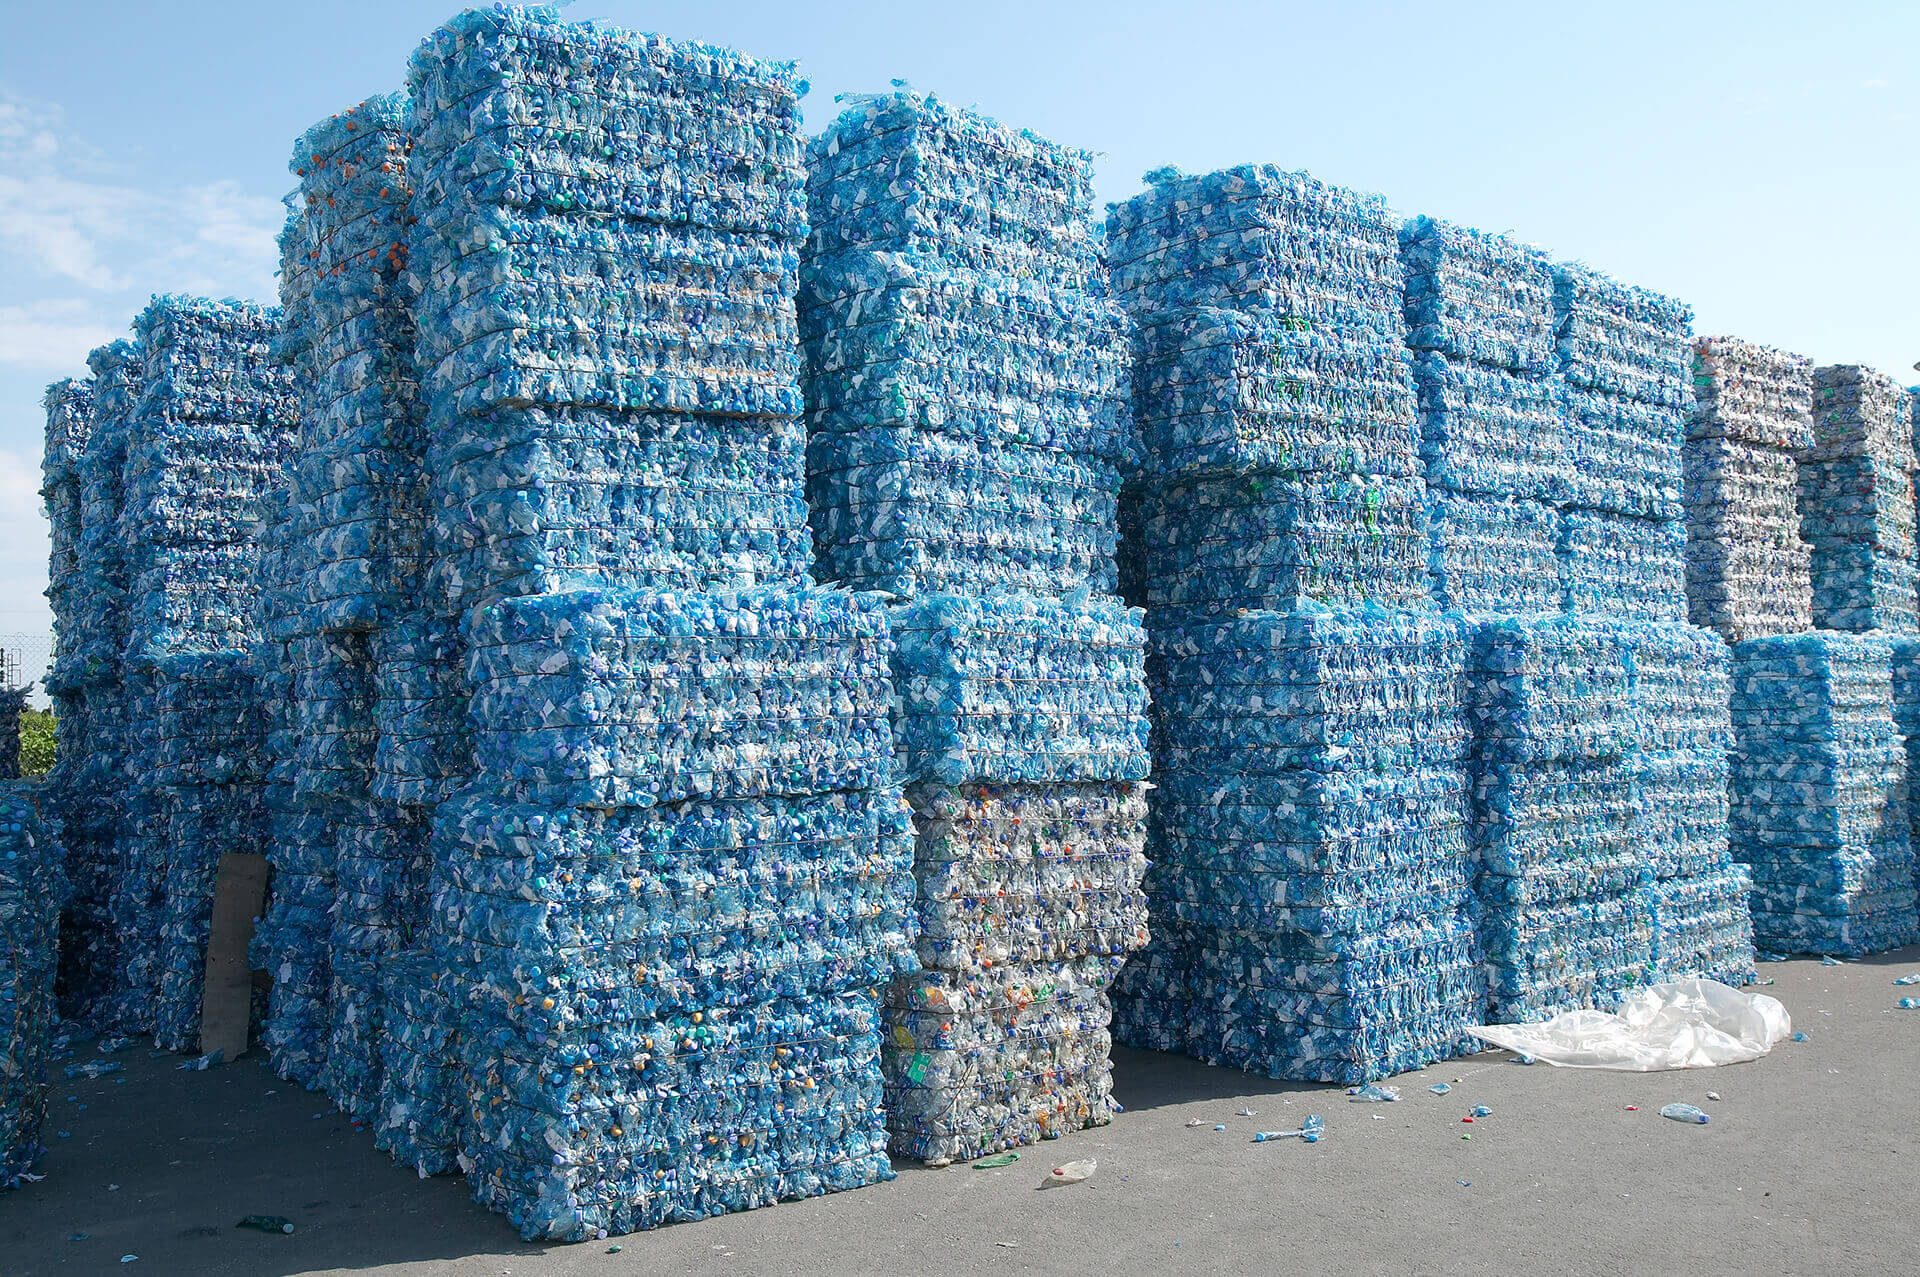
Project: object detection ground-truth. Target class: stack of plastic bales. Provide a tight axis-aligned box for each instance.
[1684,338,1815,641]
[1729,633,1918,955]
[1104,167,1484,1080]
[1797,366,1917,632]
[1400,218,1565,615]
[1890,637,1920,886]
[40,377,112,1014]
[1468,618,1652,1019]
[403,8,914,1234]
[64,343,140,1027]
[270,95,438,1130]
[116,296,294,1046]
[0,789,64,1188]
[1627,625,1752,982]
[1113,168,1428,615]
[1550,265,1690,622]
[801,90,1152,1160]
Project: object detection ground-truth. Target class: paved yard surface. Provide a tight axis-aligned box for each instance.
[6,949,1918,1276]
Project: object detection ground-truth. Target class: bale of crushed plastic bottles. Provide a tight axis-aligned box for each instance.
[1796,365,1917,632]
[1685,337,1815,642]
[1,788,65,1188]
[1730,632,1919,956]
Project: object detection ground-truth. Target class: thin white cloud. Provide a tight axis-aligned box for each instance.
[0,301,120,368]
[0,90,280,305]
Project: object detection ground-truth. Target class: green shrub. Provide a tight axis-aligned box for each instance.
[19,708,55,777]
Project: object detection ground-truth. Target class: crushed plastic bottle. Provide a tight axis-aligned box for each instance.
[62,1061,121,1080]
[235,1216,295,1235]
[1660,1103,1710,1124]
[1046,1158,1097,1184]
[1899,997,1920,1010]
[1471,1105,1492,1117]
[1349,1083,1399,1103]
[1429,1083,1452,1095]
[1894,973,1920,985]
[1791,1031,1810,1042]
[1252,1115,1325,1143]
[177,1049,224,1072]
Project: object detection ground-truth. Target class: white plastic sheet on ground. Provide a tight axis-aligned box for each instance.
[1467,979,1791,1070]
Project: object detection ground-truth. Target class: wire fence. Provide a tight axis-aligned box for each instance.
[0,632,56,708]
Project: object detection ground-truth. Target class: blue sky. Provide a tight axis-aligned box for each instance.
[0,0,1914,645]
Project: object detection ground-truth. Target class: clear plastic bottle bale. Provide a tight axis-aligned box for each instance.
[455,989,895,1241]
[1106,166,1406,339]
[1796,366,1919,632]
[800,248,1132,459]
[888,592,1150,787]
[1465,617,1637,765]
[883,956,1123,1164]
[153,781,266,1052]
[1689,337,1815,451]
[808,88,1102,286]
[370,614,472,808]
[1426,492,1562,616]
[407,7,809,238]
[289,632,378,802]
[1559,510,1687,622]
[1561,387,1684,519]
[428,788,918,1023]
[374,949,465,1177]
[1683,437,1813,641]
[902,782,1149,972]
[42,378,94,667]
[1130,473,1432,615]
[1135,307,1419,483]
[428,406,813,612]
[0,789,65,1188]
[75,341,143,676]
[1410,354,1567,504]
[462,586,897,808]
[1398,217,1555,374]
[1112,608,1485,1081]
[1551,264,1692,408]
[408,207,804,421]
[1729,632,1920,955]
[252,786,337,1089]
[1893,637,1920,873]
[805,425,1121,598]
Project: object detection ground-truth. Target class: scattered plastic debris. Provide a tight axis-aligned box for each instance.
[178,1050,225,1072]
[1047,1159,1097,1185]
[1706,1092,1721,1101]
[1899,997,1919,1010]
[1184,1119,1207,1128]
[1471,1105,1492,1117]
[1349,1083,1399,1103]
[62,1061,121,1080]
[1821,956,1842,966]
[1792,1031,1810,1042]
[236,1216,295,1235]
[973,1153,1020,1168]
[1660,1103,1710,1124]
[1894,974,1920,985]
[1429,1083,1452,1095]
[1252,1115,1324,1143]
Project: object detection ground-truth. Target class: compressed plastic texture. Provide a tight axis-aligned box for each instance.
[1689,338,1815,451]
[1112,607,1486,1082]
[889,592,1148,786]
[429,788,918,1022]
[800,249,1132,463]
[1411,355,1565,503]
[1125,473,1432,615]
[1106,166,1405,339]
[883,956,1123,1163]
[431,407,812,611]
[464,586,896,808]
[1684,434,1812,642]
[809,89,1100,286]
[408,6,808,238]
[1551,264,1692,408]
[457,988,895,1241]
[1561,388,1684,520]
[1559,511,1686,623]
[806,427,1120,598]
[1134,307,1418,482]
[1796,366,1918,632]
[1426,492,1561,616]
[1398,217,1554,374]
[74,342,142,679]
[1466,617,1635,764]
[0,789,64,1188]
[1729,633,1920,955]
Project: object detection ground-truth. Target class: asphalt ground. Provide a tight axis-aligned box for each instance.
[5,948,1918,1276]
